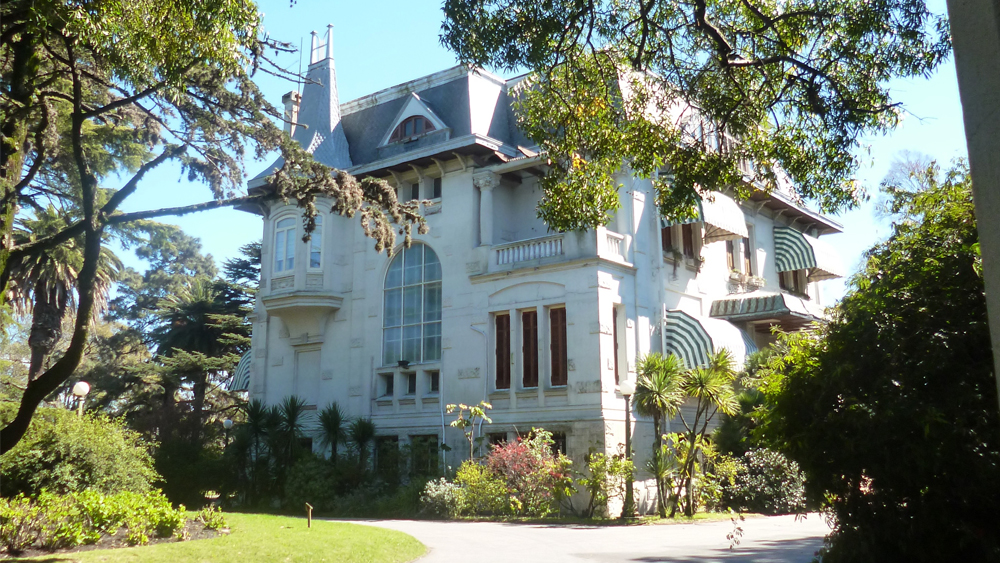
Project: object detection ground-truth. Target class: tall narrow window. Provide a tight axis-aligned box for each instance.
[495,313,511,390]
[661,227,673,253]
[726,240,736,271]
[410,183,420,201]
[309,215,323,269]
[522,310,538,388]
[383,244,442,365]
[742,236,753,275]
[433,177,442,199]
[550,307,567,386]
[682,224,696,258]
[274,217,296,273]
[612,306,620,384]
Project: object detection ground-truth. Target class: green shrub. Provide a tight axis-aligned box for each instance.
[0,496,42,553]
[454,461,510,516]
[284,455,337,512]
[721,448,806,515]
[0,407,159,497]
[578,449,633,518]
[36,492,87,550]
[420,478,464,519]
[196,506,227,530]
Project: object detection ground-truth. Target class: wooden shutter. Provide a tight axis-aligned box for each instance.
[522,310,539,388]
[661,227,673,252]
[550,308,567,386]
[726,240,736,270]
[682,224,695,258]
[495,314,511,389]
[742,236,753,275]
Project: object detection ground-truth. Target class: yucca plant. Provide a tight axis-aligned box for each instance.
[348,418,377,472]
[634,352,686,516]
[316,402,346,461]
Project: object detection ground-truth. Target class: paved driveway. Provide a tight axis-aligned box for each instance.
[341,514,831,563]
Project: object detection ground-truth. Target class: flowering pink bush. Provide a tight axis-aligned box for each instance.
[483,429,575,517]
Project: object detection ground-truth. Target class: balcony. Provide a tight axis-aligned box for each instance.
[481,227,631,276]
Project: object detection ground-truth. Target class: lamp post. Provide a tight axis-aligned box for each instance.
[223,418,233,449]
[619,378,637,519]
[71,381,90,417]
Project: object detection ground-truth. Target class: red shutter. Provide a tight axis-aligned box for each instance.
[661,227,673,252]
[550,308,567,386]
[682,224,695,258]
[496,314,510,390]
[522,310,538,388]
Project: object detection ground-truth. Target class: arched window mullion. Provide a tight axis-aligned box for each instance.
[383,244,441,366]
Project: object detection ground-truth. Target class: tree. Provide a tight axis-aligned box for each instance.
[442,0,950,230]
[317,402,346,460]
[5,206,121,382]
[755,161,999,560]
[0,0,425,453]
[348,418,377,472]
[634,352,685,517]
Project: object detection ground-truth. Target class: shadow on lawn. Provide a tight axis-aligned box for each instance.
[5,558,74,562]
[629,537,823,563]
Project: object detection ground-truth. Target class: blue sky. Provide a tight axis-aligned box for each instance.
[116,0,967,304]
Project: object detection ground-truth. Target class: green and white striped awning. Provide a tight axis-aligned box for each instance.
[773,226,843,281]
[226,351,252,392]
[660,192,748,244]
[710,291,826,325]
[664,309,757,369]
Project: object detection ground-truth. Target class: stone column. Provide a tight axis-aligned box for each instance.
[947,0,1000,401]
[474,171,500,247]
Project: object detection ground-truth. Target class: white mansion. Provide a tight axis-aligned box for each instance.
[237,29,844,510]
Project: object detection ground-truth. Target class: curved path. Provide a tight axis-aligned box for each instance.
[341,514,831,563]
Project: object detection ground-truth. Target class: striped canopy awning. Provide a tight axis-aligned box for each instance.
[664,309,757,369]
[710,291,826,329]
[773,226,844,281]
[660,192,748,244]
[226,351,252,392]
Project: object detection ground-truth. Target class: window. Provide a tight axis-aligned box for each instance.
[682,223,696,258]
[661,226,673,253]
[779,270,806,296]
[309,215,323,269]
[550,432,567,455]
[375,436,399,480]
[726,240,736,271]
[383,244,442,365]
[612,306,621,384]
[380,373,394,397]
[433,177,442,199]
[496,313,511,390]
[406,372,417,395]
[409,435,439,477]
[488,432,507,446]
[522,310,539,388]
[389,115,436,143]
[409,183,420,201]
[742,235,753,275]
[428,370,440,393]
[273,217,296,273]
[550,307,567,386]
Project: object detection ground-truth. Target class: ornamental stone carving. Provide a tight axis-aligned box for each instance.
[473,171,500,191]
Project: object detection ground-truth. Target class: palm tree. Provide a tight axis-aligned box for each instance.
[5,207,121,382]
[317,402,346,461]
[348,418,377,472]
[634,352,686,516]
[672,349,739,516]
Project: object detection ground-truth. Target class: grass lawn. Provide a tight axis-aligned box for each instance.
[10,513,425,563]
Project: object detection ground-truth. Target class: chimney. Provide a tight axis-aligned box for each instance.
[282,91,301,136]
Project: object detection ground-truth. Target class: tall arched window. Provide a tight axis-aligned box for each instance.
[274,217,296,273]
[383,244,441,365]
[309,215,322,269]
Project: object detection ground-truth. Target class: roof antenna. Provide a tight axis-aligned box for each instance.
[296,36,303,94]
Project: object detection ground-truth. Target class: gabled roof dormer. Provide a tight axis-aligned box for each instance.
[379,93,449,146]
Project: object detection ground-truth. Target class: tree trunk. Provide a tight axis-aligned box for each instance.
[26,293,63,382]
[0,224,103,454]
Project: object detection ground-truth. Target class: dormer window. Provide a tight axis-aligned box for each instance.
[390,116,435,143]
